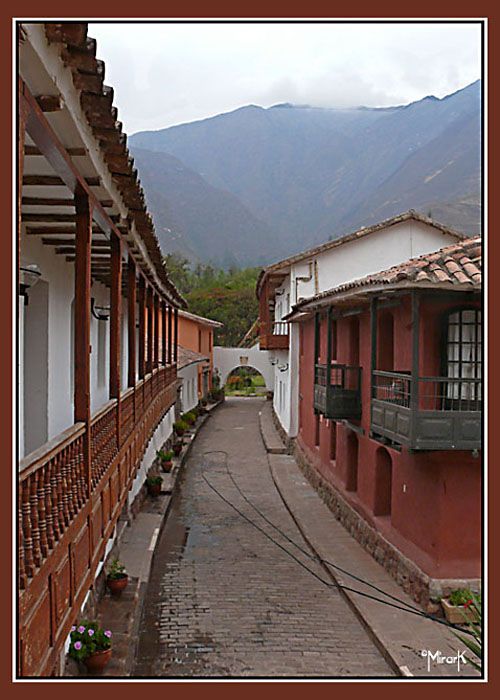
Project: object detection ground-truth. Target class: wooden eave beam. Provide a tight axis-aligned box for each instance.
[22,212,120,223]
[25,145,87,157]
[35,95,64,112]
[23,175,100,187]
[22,196,113,207]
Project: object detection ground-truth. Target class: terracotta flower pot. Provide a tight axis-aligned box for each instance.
[106,574,128,595]
[175,427,185,437]
[173,444,182,456]
[84,648,112,672]
[147,482,162,497]
[441,598,479,624]
[161,460,173,473]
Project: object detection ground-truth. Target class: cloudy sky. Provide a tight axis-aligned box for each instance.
[88,21,482,135]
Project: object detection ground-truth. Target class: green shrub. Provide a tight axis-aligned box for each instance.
[448,588,477,606]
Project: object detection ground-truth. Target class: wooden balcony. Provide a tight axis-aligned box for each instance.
[259,321,289,351]
[371,371,481,450]
[18,365,178,677]
[314,363,362,420]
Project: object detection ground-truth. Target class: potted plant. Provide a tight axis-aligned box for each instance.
[106,558,128,595]
[182,411,196,426]
[442,588,480,625]
[173,441,183,457]
[174,419,188,437]
[157,449,174,472]
[69,621,112,672]
[146,475,162,497]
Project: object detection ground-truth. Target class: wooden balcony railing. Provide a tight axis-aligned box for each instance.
[259,320,289,350]
[18,365,178,677]
[314,363,362,420]
[371,371,481,450]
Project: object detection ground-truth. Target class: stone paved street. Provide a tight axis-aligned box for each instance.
[134,398,394,678]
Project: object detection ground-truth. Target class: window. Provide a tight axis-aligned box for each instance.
[445,309,481,405]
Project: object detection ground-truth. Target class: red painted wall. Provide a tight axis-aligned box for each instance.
[297,293,481,579]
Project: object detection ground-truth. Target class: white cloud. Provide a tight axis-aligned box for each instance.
[88,21,482,133]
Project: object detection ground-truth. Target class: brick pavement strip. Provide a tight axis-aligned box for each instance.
[134,398,394,678]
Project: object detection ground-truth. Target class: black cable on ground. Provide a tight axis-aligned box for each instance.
[200,450,476,638]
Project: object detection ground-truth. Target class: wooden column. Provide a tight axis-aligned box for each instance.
[127,258,137,387]
[326,307,332,388]
[168,305,173,364]
[74,191,92,495]
[410,291,420,415]
[174,308,179,363]
[370,297,378,405]
[314,312,320,367]
[110,232,122,448]
[154,293,160,369]
[146,285,153,374]
[110,232,122,399]
[138,276,146,379]
[161,301,167,365]
[18,84,29,252]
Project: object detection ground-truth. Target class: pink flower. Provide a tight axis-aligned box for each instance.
[71,626,76,632]
[77,625,85,633]
[74,641,82,650]
[87,629,94,637]
[104,630,112,638]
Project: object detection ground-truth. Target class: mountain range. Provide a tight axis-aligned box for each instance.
[130,80,481,267]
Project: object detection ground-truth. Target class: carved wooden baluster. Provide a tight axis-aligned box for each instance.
[60,448,71,526]
[49,458,60,541]
[45,459,55,549]
[29,472,41,568]
[19,503,27,589]
[56,452,66,535]
[66,442,76,519]
[76,438,86,507]
[37,466,49,559]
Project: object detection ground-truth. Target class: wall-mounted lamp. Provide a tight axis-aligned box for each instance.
[19,264,41,305]
[91,298,110,321]
[269,356,278,366]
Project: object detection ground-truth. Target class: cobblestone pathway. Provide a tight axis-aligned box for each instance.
[134,398,393,678]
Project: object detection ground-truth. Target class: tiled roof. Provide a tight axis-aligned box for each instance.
[43,23,185,307]
[179,309,224,328]
[177,345,209,370]
[291,236,481,313]
[256,210,468,297]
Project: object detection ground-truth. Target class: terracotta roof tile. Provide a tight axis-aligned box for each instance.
[177,345,209,370]
[292,236,482,313]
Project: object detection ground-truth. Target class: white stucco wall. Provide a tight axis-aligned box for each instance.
[128,405,175,504]
[264,220,462,440]
[178,363,201,413]
[19,228,132,458]
[213,344,274,389]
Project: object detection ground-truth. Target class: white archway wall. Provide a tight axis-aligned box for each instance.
[213,345,275,389]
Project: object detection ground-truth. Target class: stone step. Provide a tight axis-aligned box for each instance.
[259,403,287,454]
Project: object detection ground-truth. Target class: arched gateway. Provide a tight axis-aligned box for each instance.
[213,344,275,389]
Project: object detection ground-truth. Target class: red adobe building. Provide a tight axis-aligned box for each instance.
[289,237,481,606]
